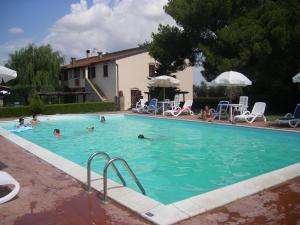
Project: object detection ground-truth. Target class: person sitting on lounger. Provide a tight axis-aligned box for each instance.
[199,105,212,121]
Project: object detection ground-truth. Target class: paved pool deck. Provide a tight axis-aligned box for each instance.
[1,113,300,225]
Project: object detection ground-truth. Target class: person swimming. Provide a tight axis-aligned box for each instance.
[30,114,40,125]
[17,117,25,128]
[138,134,145,139]
[100,116,106,123]
[138,134,154,141]
[53,129,61,137]
[16,117,31,128]
[86,126,95,132]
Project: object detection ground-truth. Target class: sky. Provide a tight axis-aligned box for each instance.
[0,0,205,84]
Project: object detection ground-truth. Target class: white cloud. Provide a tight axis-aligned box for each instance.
[8,27,24,34]
[43,0,175,61]
[0,39,32,65]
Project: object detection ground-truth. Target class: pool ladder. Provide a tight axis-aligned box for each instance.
[86,151,146,202]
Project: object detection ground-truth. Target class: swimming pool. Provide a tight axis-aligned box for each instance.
[1,114,300,205]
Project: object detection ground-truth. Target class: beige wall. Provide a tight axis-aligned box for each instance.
[116,52,155,109]
[174,67,193,102]
[117,52,193,109]
[92,62,117,101]
[63,52,193,109]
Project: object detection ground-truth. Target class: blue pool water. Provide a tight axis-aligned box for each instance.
[1,114,300,204]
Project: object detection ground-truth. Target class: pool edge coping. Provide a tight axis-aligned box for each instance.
[0,114,300,225]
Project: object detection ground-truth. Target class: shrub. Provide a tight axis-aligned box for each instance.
[43,102,115,114]
[0,102,116,118]
[192,97,228,110]
[0,106,31,118]
[29,91,45,114]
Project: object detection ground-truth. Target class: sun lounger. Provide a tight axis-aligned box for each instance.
[277,103,300,128]
[165,100,193,117]
[210,101,229,120]
[132,99,146,113]
[234,102,267,123]
[0,171,20,204]
[141,98,158,114]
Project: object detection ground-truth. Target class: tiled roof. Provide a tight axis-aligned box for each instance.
[62,47,147,69]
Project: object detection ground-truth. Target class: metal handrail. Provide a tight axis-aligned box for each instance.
[86,152,126,192]
[103,157,146,202]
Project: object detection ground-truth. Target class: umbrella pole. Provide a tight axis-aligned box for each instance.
[163,88,165,100]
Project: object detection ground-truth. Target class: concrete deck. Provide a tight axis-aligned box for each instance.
[1,113,300,225]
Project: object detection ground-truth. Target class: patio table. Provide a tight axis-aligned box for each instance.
[219,103,243,121]
[158,101,170,116]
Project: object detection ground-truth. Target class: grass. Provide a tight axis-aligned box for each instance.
[266,115,281,121]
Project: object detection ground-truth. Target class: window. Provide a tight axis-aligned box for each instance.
[103,65,108,77]
[149,63,155,77]
[74,68,80,79]
[88,66,96,79]
[75,79,80,86]
[64,71,68,81]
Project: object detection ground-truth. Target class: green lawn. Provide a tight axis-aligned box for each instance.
[266,115,281,121]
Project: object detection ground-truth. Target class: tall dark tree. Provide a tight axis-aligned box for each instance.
[148,0,300,112]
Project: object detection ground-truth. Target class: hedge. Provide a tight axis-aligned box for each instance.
[0,102,116,118]
[192,97,228,110]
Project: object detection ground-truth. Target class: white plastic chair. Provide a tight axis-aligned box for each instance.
[0,171,20,204]
[132,99,146,113]
[165,100,194,117]
[234,102,267,123]
[235,96,248,114]
[170,95,180,111]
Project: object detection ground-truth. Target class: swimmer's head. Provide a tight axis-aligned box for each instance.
[53,129,60,137]
[19,117,24,124]
[138,134,145,139]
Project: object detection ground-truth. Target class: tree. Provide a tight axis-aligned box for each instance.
[193,82,226,98]
[7,44,64,92]
[148,24,195,75]
[148,0,300,112]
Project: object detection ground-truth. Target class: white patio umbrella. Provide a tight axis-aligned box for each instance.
[0,65,17,83]
[211,71,252,87]
[148,75,180,99]
[0,90,10,95]
[292,72,300,83]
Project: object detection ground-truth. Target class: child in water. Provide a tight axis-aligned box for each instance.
[30,114,40,125]
[53,129,61,137]
[16,117,31,128]
[100,116,106,123]
[138,134,154,141]
[86,126,95,132]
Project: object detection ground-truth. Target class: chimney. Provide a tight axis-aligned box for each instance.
[70,57,76,64]
[97,52,103,57]
[86,49,90,58]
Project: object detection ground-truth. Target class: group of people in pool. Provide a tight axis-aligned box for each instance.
[17,114,40,128]
[16,115,107,138]
[85,116,106,132]
[17,115,152,140]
